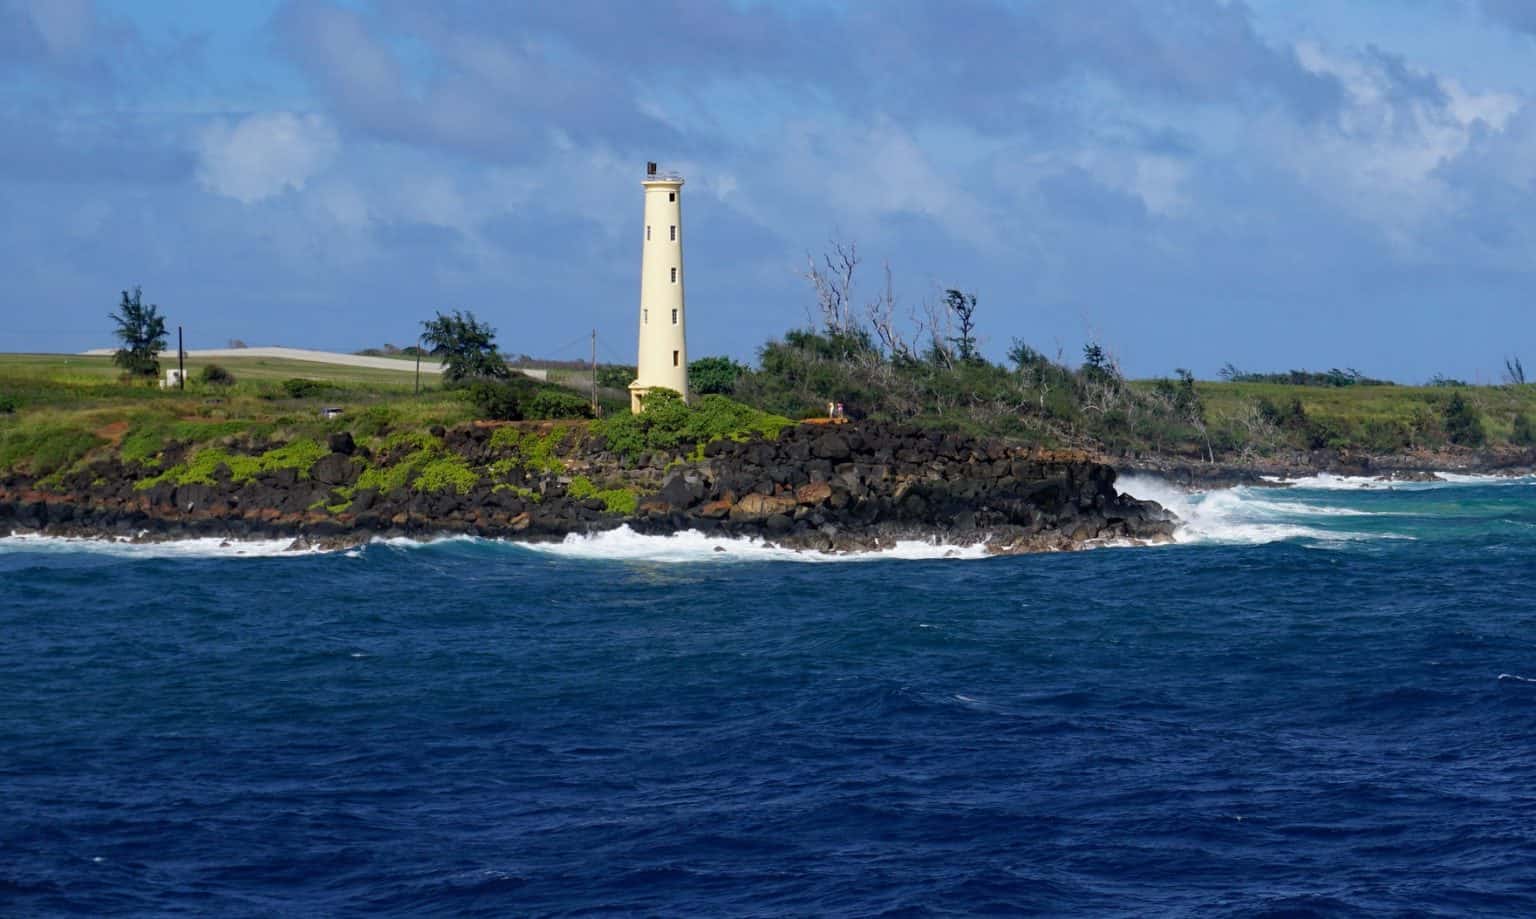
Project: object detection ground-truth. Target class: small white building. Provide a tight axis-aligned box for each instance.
[162,368,187,389]
[629,162,689,412]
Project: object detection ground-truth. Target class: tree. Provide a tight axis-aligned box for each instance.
[110,286,167,380]
[421,310,509,386]
[943,289,980,363]
[1442,392,1487,447]
[688,355,746,395]
[1081,342,1118,387]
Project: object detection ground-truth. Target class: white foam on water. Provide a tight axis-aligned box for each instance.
[1498,673,1536,683]
[1117,475,1395,546]
[1273,472,1535,492]
[517,525,991,564]
[0,532,315,558]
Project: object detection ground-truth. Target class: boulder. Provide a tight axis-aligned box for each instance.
[311,453,360,487]
[695,499,733,519]
[729,492,797,522]
[328,431,356,455]
[795,481,833,507]
[658,473,700,509]
[813,433,852,460]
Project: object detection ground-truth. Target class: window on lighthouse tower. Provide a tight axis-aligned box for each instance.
[670,267,677,283]
[670,225,676,241]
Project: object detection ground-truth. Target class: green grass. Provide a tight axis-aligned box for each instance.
[0,423,104,477]
[1188,381,1536,449]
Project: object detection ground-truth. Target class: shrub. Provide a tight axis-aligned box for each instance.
[1442,392,1487,447]
[688,355,747,395]
[353,405,393,439]
[0,425,103,476]
[282,378,326,399]
[415,454,478,494]
[595,365,635,390]
[567,475,638,514]
[467,381,524,420]
[1513,413,1536,447]
[199,364,236,386]
[0,393,17,414]
[526,389,593,420]
[593,390,794,459]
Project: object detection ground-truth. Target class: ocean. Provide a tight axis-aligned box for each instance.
[5,475,1536,916]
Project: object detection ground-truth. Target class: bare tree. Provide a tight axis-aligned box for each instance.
[803,242,860,336]
[865,260,916,361]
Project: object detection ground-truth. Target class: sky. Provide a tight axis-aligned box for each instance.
[4,0,1536,381]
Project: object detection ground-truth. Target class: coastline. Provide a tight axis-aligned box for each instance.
[0,422,1177,555]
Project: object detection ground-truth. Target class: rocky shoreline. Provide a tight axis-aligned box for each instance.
[0,421,1177,555]
[1121,445,1536,490]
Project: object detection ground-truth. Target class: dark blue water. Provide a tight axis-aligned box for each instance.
[5,478,1536,916]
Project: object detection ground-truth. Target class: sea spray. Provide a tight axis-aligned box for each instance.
[1117,475,1396,545]
[519,525,992,564]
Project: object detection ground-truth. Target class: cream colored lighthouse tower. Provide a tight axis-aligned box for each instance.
[629,162,688,412]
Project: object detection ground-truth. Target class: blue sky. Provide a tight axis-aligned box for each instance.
[5,0,1536,381]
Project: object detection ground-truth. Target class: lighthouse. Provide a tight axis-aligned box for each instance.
[630,162,688,412]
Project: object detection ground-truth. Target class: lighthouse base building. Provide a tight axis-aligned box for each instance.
[630,163,689,413]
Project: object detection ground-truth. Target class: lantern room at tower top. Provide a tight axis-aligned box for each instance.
[630,161,689,413]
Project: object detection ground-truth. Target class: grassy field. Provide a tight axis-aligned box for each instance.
[0,353,472,479]
[1190,380,1536,447]
[0,353,427,387]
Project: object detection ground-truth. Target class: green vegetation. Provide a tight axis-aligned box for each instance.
[421,309,509,385]
[488,426,569,474]
[1514,413,1536,447]
[1218,364,1394,387]
[281,378,329,399]
[688,356,748,395]
[415,453,478,494]
[1442,392,1487,447]
[0,424,104,477]
[131,439,328,490]
[594,390,794,459]
[110,286,168,380]
[527,388,593,420]
[595,364,636,390]
[199,363,235,386]
[567,475,639,514]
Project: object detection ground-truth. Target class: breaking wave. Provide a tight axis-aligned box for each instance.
[1116,476,1400,546]
[0,533,315,558]
[517,526,991,564]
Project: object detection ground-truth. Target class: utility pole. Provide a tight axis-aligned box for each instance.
[414,335,422,396]
[590,328,598,418]
[177,326,185,390]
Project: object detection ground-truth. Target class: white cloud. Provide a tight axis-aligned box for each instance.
[196,112,340,204]
[1273,42,1527,240]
